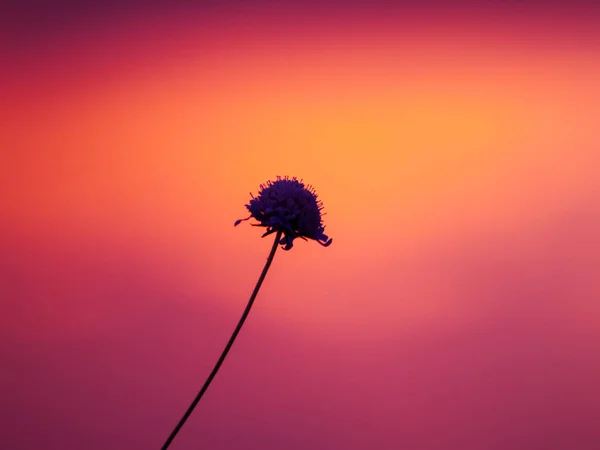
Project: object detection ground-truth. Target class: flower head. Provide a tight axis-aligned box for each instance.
[235,176,333,250]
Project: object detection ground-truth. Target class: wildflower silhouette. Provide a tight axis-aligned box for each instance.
[161,176,332,449]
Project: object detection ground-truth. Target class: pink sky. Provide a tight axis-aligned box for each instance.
[2,1,600,448]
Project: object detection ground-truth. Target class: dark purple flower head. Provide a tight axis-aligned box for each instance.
[235,176,333,250]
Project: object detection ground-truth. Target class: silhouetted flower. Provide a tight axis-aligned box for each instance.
[162,176,334,449]
[235,176,333,250]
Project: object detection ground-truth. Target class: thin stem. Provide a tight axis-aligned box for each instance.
[161,230,283,449]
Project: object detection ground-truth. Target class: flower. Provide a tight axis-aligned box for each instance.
[235,176,333,250]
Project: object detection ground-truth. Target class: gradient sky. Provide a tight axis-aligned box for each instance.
[2,1,600,449]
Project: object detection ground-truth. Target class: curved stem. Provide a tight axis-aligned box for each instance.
[161,230,283,449]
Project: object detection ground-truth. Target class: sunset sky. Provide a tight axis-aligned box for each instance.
[2,1,600,449]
